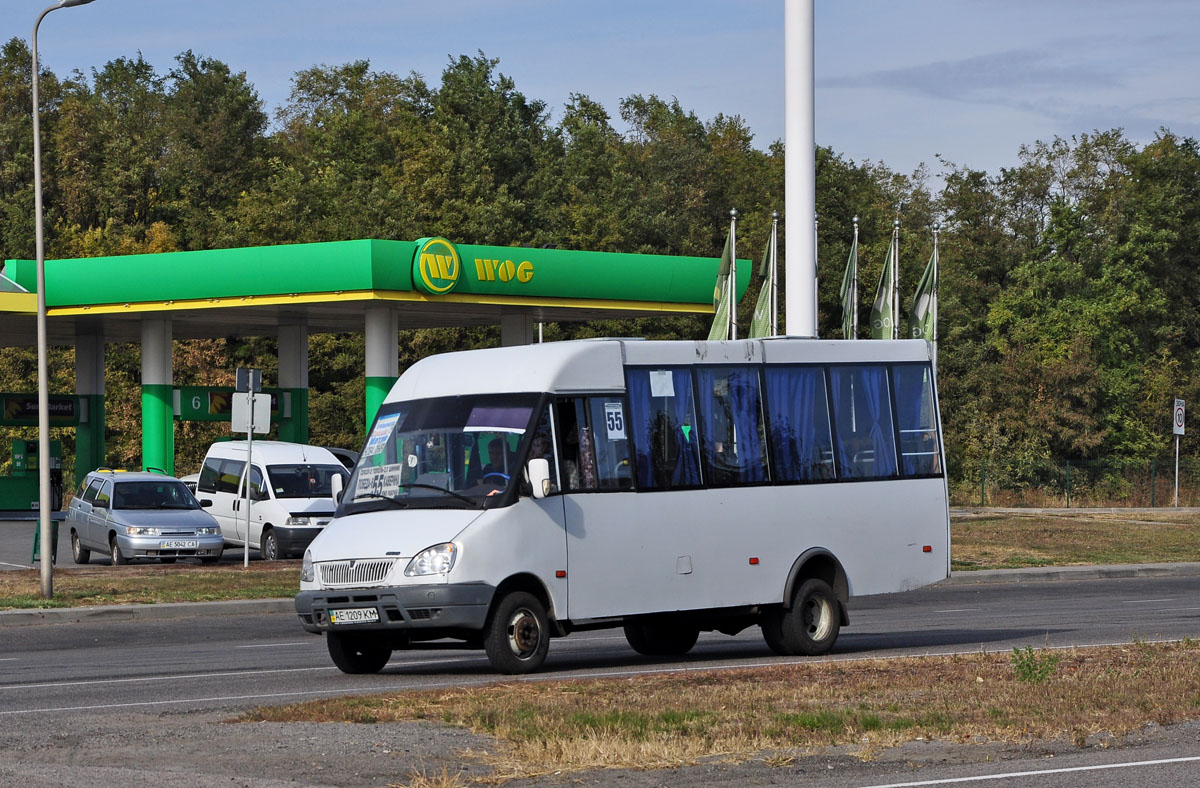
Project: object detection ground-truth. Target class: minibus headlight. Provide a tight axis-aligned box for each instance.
[301,549,314,583]
[405,543,456,576]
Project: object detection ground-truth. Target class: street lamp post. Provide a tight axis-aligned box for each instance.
[33,0,96,599]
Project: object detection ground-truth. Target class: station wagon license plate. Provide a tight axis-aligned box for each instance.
[160,539,198,549]
[330,607,379,625]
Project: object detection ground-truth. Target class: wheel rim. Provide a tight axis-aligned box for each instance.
[111,542,120,562]
[803,594,835,642]
[72,535,81,560]
[506,607,542,660]
[264,534,275,560]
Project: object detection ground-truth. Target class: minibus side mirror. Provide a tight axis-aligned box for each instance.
[331,474,344,503]
[526,458,551,499]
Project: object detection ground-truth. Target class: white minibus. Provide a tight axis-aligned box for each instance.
[296,338,950,674]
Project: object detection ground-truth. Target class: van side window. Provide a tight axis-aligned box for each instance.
[764,366,836,482]
[217,459,245,494]
[828,365,898,479]
[528,406,559,492]
[694,366,768,485]
[241,465,265,499]
[626,367,702,490]
[197,458,221,493]
[892,364,941,477]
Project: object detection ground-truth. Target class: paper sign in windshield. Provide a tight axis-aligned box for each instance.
[355,463,403,499]
[362,413,399,458]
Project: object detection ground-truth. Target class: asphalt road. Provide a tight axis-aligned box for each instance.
[2,575,1199,786]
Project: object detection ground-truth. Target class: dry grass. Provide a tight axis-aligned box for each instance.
[236,640,1200,781]
[951,511,1200,570]
[0,563,299,608]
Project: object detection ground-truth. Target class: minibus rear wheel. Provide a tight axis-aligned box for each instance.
[484,591,550,674]
[326,632,392,674]
[762,577,840,656]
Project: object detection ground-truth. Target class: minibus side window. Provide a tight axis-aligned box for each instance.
[555,397,634,492]
[891,364,941,477]
[694,366,768,485]
[528,405,560,493]
[828,365,898,479]
[763,366,836,482]
[626,368,703,490]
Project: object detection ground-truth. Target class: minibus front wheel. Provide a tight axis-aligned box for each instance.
[327,632,392,674]
[484,591,550,674]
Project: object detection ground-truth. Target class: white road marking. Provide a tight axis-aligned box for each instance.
[855,755,1200,787]
[1120,598,1174,604]
[235,642,311,648]
[934,608,981,613]
[0,561,31,569]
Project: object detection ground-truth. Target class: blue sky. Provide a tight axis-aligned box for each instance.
[6,0,1198,177]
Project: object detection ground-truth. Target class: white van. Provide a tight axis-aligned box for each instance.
[196,441,349,560]
[296,338,949,675]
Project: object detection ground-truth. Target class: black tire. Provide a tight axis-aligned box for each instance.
[484,591,550,674]
[326,631,391,674]
[261,529,279,561]
[160,557,177,564]
[623,619,700,656]
[70,531,90,565]
[761,578,840,656]
[110,537,129,566]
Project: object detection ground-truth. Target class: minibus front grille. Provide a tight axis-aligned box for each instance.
[317,559,397,588]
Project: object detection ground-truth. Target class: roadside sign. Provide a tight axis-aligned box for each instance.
[231,392,270,434]
[1174,399,1185,436]
[235,367,262,393]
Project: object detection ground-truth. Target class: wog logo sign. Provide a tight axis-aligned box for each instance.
[413,237,461,295]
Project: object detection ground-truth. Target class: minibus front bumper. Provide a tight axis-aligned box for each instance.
[295,583,494,635]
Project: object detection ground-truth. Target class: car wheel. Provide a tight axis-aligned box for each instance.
[109,537,129,566]
[623,618,700,656]
[484,591,550,674]
[762,578,840,656]
[70,532,90,565]
[261,529,279,561]
[326,632,391,674]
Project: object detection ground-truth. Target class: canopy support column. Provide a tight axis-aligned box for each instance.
[364,306,397,429]
[74,325,105,484]
[140,317,173,474]
[278,320,309,444]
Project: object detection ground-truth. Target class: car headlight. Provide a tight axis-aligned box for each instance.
[405,543,457,577]
[286,516,311,527]
[195,526,220,535]
[301,549,314,583]
[125,526,160,536]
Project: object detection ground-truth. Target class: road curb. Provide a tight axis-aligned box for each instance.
[941,562,1200,585]
[0,597,295,628]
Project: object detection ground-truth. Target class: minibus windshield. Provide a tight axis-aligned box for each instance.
[342,393,539,512]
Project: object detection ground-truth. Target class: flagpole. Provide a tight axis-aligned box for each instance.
[851,216,859,339]
[891,219,900,340]
[813,213,819,337]
[730,208,738,341]
[932,222,940,362]
[770,211,779,336]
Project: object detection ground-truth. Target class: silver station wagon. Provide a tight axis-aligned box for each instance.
[67,470,224,565]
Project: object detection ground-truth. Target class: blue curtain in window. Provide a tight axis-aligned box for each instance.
[765,367,831,481]
[696,364,768,482]
[859,366,897,477]
[893,364,936,476]
[627,369,701,489]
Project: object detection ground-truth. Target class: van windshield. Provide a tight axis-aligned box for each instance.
[343,393,539,512]
[266,464,348,499]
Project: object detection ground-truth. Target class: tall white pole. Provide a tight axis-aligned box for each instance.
[785,0,817,337]
[769,211,779,336]
[851,216,859,338]
[892,220,900,340]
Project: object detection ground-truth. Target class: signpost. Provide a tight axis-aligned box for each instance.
[1173,399,1185,507]
[233,369,268,567]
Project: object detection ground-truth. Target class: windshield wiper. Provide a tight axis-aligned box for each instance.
[354,492,411,509]
[398,483,480,507]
